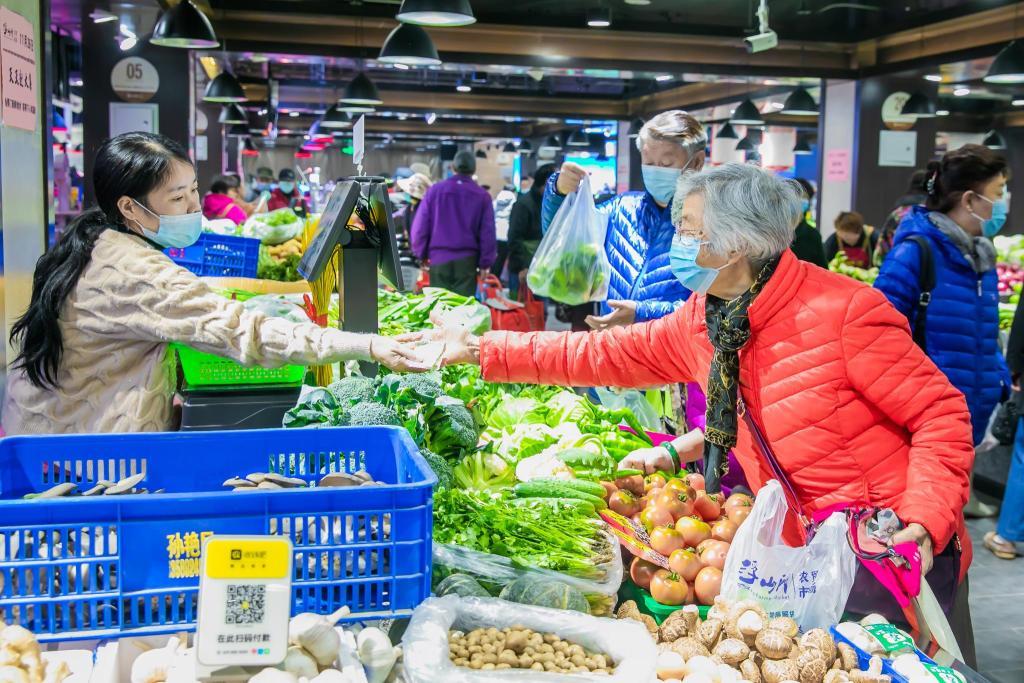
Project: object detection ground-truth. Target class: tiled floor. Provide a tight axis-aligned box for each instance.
[966,515,1024,683]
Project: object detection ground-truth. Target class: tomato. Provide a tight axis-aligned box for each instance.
[650,526,687,556]
[699,539,730,570]
[696,538,716,555]
[668,548,704,582]
[730,506,751,526]
[694,566,723,605]
[663,478,695,499]
[629,557,661,591]
[711,519,738,543]
[645,472,669,492]
[609,490,642,517]
[693,491,723,522]
[675,516,712,547]
[724,493,754,520]
[600,481,618,503]
[638,507,658,532]
[650,570,689,606]
[685,472,706,491]
[615,474,644,497]
[644,503,676,528]
[654,489,695,520]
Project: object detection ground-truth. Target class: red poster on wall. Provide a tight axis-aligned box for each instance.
[0,7,37,132]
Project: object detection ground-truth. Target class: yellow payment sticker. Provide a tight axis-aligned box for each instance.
[204,537,290,580]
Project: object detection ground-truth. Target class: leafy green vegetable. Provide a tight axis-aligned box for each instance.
[256,246,302,282]
[327,376,377,406]
[421,448,455,489]
[488,397,548,429]
[544,391,595,426]
[377,287,491,337]
[527,243,608,305]
[452,451,516,491]
[424,397,478,458]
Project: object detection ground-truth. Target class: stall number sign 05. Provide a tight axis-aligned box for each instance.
[111,56,159,102]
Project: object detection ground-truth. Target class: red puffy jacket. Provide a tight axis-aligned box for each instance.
[481,250,974,578]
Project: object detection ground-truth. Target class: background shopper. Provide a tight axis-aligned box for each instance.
[202,173,250,225]
[876,169,930,265]
[542,110,703,330]
[987,300,1024,560]
[825,210,873,267]
[410,150,497,297]
[507,163,557,298]
[789,177,827,267]
[268,168,307,213]
[2,133,426,435]
[393,172,433,291]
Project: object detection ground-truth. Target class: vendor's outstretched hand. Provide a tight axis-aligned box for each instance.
[586,300,637,331]
[369,336,431,373]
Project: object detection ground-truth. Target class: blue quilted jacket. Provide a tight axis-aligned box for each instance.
[541,173,691,321]
[873,206,1009,444]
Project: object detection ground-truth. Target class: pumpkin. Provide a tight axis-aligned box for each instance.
[435,573,490,598]
[498,577,590,614]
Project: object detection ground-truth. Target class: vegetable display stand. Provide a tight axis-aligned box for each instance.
[174,344,306,387]
[0,427,435,641]
[165,233,261,278]
[618,580,710,624]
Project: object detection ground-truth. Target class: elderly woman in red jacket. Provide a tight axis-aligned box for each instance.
[418,163,977,662]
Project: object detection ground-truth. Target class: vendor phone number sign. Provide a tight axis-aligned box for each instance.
[0,7,37,131]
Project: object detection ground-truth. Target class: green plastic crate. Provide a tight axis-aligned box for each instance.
[173,344,306,387]
[619,579,710,624]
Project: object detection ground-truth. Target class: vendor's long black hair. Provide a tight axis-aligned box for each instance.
[10,132,191,389]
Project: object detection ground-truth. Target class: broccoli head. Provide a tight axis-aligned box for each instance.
[327,376,377,406]
[425,398,478,456]
[396,372,444,401]
[346,401,403,427]
[420,448,454,489]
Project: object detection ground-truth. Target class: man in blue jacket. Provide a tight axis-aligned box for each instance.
[542,110,706,329]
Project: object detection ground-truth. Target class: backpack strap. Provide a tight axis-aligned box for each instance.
[906,235,935,352]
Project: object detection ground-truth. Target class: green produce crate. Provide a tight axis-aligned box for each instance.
[174,344,306,387]
[618,579,710,624]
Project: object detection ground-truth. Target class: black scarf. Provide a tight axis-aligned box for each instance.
[702,257,781,493]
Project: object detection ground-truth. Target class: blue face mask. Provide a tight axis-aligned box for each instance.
[669,234,729,295]
[132,199,203,249]
[801,199,811,215]
[642,165,683,205]
[278,181,295,194]
[970,193,1008,238]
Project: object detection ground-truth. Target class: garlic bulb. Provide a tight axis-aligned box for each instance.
[288,607,351,667]
[250,669,299,683]
[0,665,29,683]
[358,628,398,683]
[130,638,183,683]
[310,670,347,682]
[280,646,318,679]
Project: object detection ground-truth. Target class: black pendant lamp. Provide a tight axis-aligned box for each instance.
[502,141,517,153]
[627,118,644,138]
[984,129,1008,150]
[901,92,936,118]
[150,0,219,48]
[717,122,738,139]
[218,103,247,124]
[541,135,563,152]
[984,40,1024,84]
[518,139,533,154]
[396,0,476,27]
[735,136,755,151]
[341,72,383,106]
[567,129,589,147]
[378,23,442,66]
[731,99,764,126]
[320,105,351,129]
[475,149,487,159]
[204,72,246,103]
[226,123,248,136]
[780,86,818,116]
[793,136,812,155]
[746,128,763,145]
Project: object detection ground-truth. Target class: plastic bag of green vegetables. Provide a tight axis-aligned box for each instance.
[244,207,303,245]
[527,175,610,305]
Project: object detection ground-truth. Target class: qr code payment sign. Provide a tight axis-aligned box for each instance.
[225,584,266,624]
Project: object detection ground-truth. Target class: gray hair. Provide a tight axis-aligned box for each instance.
[636,110,708,158]
[672,163,801,262]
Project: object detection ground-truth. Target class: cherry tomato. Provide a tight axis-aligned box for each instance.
[699,539,730,570]
[675,516,712,547]
[712,518,738,543]
[630,557,660,591]
[668,548,704,582]
[685,472,706,491]
[609,490,642,517]
[650,570,689,606]
[650,526,688,556]
[694,566,723,605]
[654,489,695,520]
[694,491,723,522]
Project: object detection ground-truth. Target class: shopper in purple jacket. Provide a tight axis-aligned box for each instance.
[411,150,497,296]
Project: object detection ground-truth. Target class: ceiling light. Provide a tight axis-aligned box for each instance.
[1014,99,1024,106]
[341,104,375,114]
[586,7,612,28]
[924,74,943,82]
[118,36,137,51]
[288,111,300,117]
[717,122,738,139]
[150,0,219,49]
[89,9,118,23]
[321,105,351,129]
[475,149,487,159]
[769,101,784,110]
[985,40,1024,84]
[935,109,950,116]
[503,141,517,153]
[70,77,84,87]
[341,72,383,106]
[396,0,476,27]
[983,129,1007,149]
[731,98,764,125]
[378,22,442,66]
[901,91,936,118]
[655,74,673,82]
[953,87,970,96]
[624,0,650,4]
[426,112,437,124]
[780,86,818,115]
[541,134,563,151]
[793,136,812,155]
[394,63,411,70]
[203,72,246,102]
[456,81,472,93]
[218,103,248,124]
[735,136,755,151]
[518,139,533,153]
[567,129,589,146]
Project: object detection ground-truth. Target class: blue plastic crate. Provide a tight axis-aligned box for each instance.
[0,427,436,641]
[831,626,941,683]
[166,233,261,278]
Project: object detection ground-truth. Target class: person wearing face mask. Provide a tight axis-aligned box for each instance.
[2,133,429,435]
[875,144,1011,518]
[248,167,276,201]
[267,168,307,213]
[789,178,827,268]
[202,173,252,225]
[410,163,978,659]
[542,110,705,331]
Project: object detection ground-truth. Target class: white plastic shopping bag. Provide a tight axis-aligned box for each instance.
[526,175,611,305]
[721,480,857,630]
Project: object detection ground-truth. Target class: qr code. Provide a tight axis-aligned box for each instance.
[225,584,265,624]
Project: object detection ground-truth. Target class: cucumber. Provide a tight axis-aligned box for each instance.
[513,481,607,509]
[534,477,606,498]
[511,497,597,516]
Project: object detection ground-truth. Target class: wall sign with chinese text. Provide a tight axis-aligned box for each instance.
[0,7,38,131]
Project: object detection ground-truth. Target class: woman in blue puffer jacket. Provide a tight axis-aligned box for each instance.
[541,110,706,329]
[874,144,1011,450]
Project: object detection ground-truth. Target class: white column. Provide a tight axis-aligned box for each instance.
[818,79,858,240]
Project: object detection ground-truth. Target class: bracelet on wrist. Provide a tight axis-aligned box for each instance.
[662,441,681,471]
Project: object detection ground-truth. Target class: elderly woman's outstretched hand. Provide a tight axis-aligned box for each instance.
[368,336,433,373]
[395,323,481,367]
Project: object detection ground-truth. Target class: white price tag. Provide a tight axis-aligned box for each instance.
[353,115,366,171]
